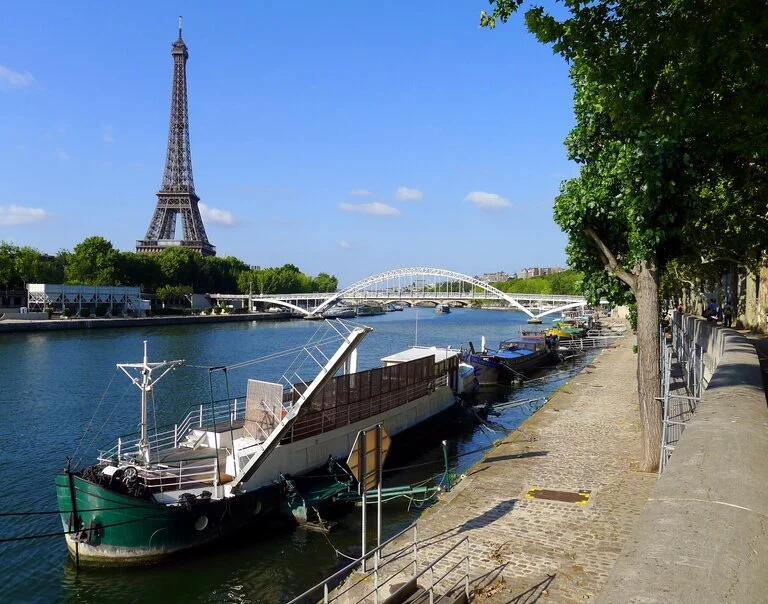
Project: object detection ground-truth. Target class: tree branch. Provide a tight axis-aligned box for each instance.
[700,255,748,268]
[670,264,695,289]
[584,226,637,289]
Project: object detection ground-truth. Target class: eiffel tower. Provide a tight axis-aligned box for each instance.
[137,18,215,257]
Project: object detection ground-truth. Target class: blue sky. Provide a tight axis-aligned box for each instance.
[0,1,578,285]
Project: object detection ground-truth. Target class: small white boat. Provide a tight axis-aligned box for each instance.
[322,305,356,319]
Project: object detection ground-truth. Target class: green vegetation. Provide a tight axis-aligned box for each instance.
[0,236,338,296]
[491,270,582,295]
[482,0,768,472]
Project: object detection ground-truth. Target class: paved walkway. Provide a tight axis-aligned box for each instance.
[337,333,659,603]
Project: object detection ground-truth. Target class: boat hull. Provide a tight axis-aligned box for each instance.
[55,473,279,566]
[57,385,459,566]
[464,351,553,385]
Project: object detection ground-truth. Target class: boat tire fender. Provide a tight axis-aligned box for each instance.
[122,465,138,486]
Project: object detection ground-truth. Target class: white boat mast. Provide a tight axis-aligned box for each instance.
[117,341,184,464]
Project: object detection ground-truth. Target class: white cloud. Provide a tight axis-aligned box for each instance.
[338,240,355,249]
[395,186,424,202]
[338,202,400,217]
[0,65,34,90]
[102,125,115,143]
[0,205,50,226]
[199,203,235,226]
[464,191,511,211]
[56,150,70,161]
[350,188,372,197]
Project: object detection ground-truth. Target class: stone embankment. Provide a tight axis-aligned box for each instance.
[335,330,659,602]
[0,311,292,333]
[599,316,768,603]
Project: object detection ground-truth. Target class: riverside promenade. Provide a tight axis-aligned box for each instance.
[334,332,658,602]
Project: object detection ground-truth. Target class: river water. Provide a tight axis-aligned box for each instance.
[0,308,591,603]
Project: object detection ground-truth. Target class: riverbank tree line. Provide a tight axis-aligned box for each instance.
[427,271,582,296]
[483,0,768,472]
[491,270,582,295]
[0,237,338,296]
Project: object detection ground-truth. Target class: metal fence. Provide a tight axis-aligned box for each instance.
[283,355,458,444]
[659,314,703,472]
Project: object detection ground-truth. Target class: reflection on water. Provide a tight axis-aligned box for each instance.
[0,308,593,602]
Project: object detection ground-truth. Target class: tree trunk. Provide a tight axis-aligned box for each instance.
[634,258,662,472]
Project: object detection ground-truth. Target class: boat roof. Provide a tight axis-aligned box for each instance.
[494,348,533,359]
[381,346,460,364]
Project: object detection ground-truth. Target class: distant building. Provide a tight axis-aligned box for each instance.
[26,284,149,316]
[477,271,515,283]
[518,267,565,279]
[0,289,27,310]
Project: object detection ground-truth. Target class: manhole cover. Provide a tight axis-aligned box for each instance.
[525,488,591,504]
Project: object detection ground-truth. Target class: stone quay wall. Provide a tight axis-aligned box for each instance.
[0,312,292,333]
[599,315,768,603]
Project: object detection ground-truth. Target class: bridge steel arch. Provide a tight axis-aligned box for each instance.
[309,267,536,317]
[535,300,588,319]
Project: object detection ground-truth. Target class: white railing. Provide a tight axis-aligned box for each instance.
[139,455,220,491]
[97,397,247,463]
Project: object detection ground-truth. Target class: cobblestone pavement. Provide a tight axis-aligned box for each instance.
[336,333,659,603]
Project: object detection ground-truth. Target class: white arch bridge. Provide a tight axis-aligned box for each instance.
[236,267,592,321]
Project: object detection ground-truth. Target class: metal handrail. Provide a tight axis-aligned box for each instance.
[98,398,248,458]
[396,536,470,604]
[284,381,437,444]
[103,395,247,444]
[289,527,471,604]
[287,523,418,604]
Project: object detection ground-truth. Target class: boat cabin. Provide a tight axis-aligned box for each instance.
[499,338,546,354]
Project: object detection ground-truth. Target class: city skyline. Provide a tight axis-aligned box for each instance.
[0,2,578,285]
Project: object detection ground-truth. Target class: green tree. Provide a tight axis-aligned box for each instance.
[482,0,768,471]
[64,236,120,285]
[204,256,249,293]
[14,246,46,287]
[311,272,338,293]
[156,284,193,301]
[119,252,163,291]
[0,242,20,289]
[156,248,204,290]
[237,268,261,295]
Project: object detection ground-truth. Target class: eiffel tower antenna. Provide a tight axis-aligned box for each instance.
[137,17,216,257]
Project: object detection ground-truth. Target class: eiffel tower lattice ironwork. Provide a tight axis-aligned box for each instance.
[137,18,215,257]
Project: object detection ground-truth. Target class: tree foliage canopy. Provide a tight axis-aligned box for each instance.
[0,237,339,298]
[483,0,768,294]
[481,0,768,471]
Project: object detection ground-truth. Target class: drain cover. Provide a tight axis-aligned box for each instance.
[525,488,591,504]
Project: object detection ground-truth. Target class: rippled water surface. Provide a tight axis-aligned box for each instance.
[0,308,591,602]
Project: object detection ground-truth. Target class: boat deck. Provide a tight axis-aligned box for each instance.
[151,446,225,464]
[145,446,232,491]
[197,418,245,433]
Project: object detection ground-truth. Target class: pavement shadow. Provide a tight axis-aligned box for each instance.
[505,573,556,603]
[464,562,508,599]
[457,498,517,533]
[414,500,519,551]
[482,451,548,464]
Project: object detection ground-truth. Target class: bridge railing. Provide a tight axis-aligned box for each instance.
[251,291,587,303]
